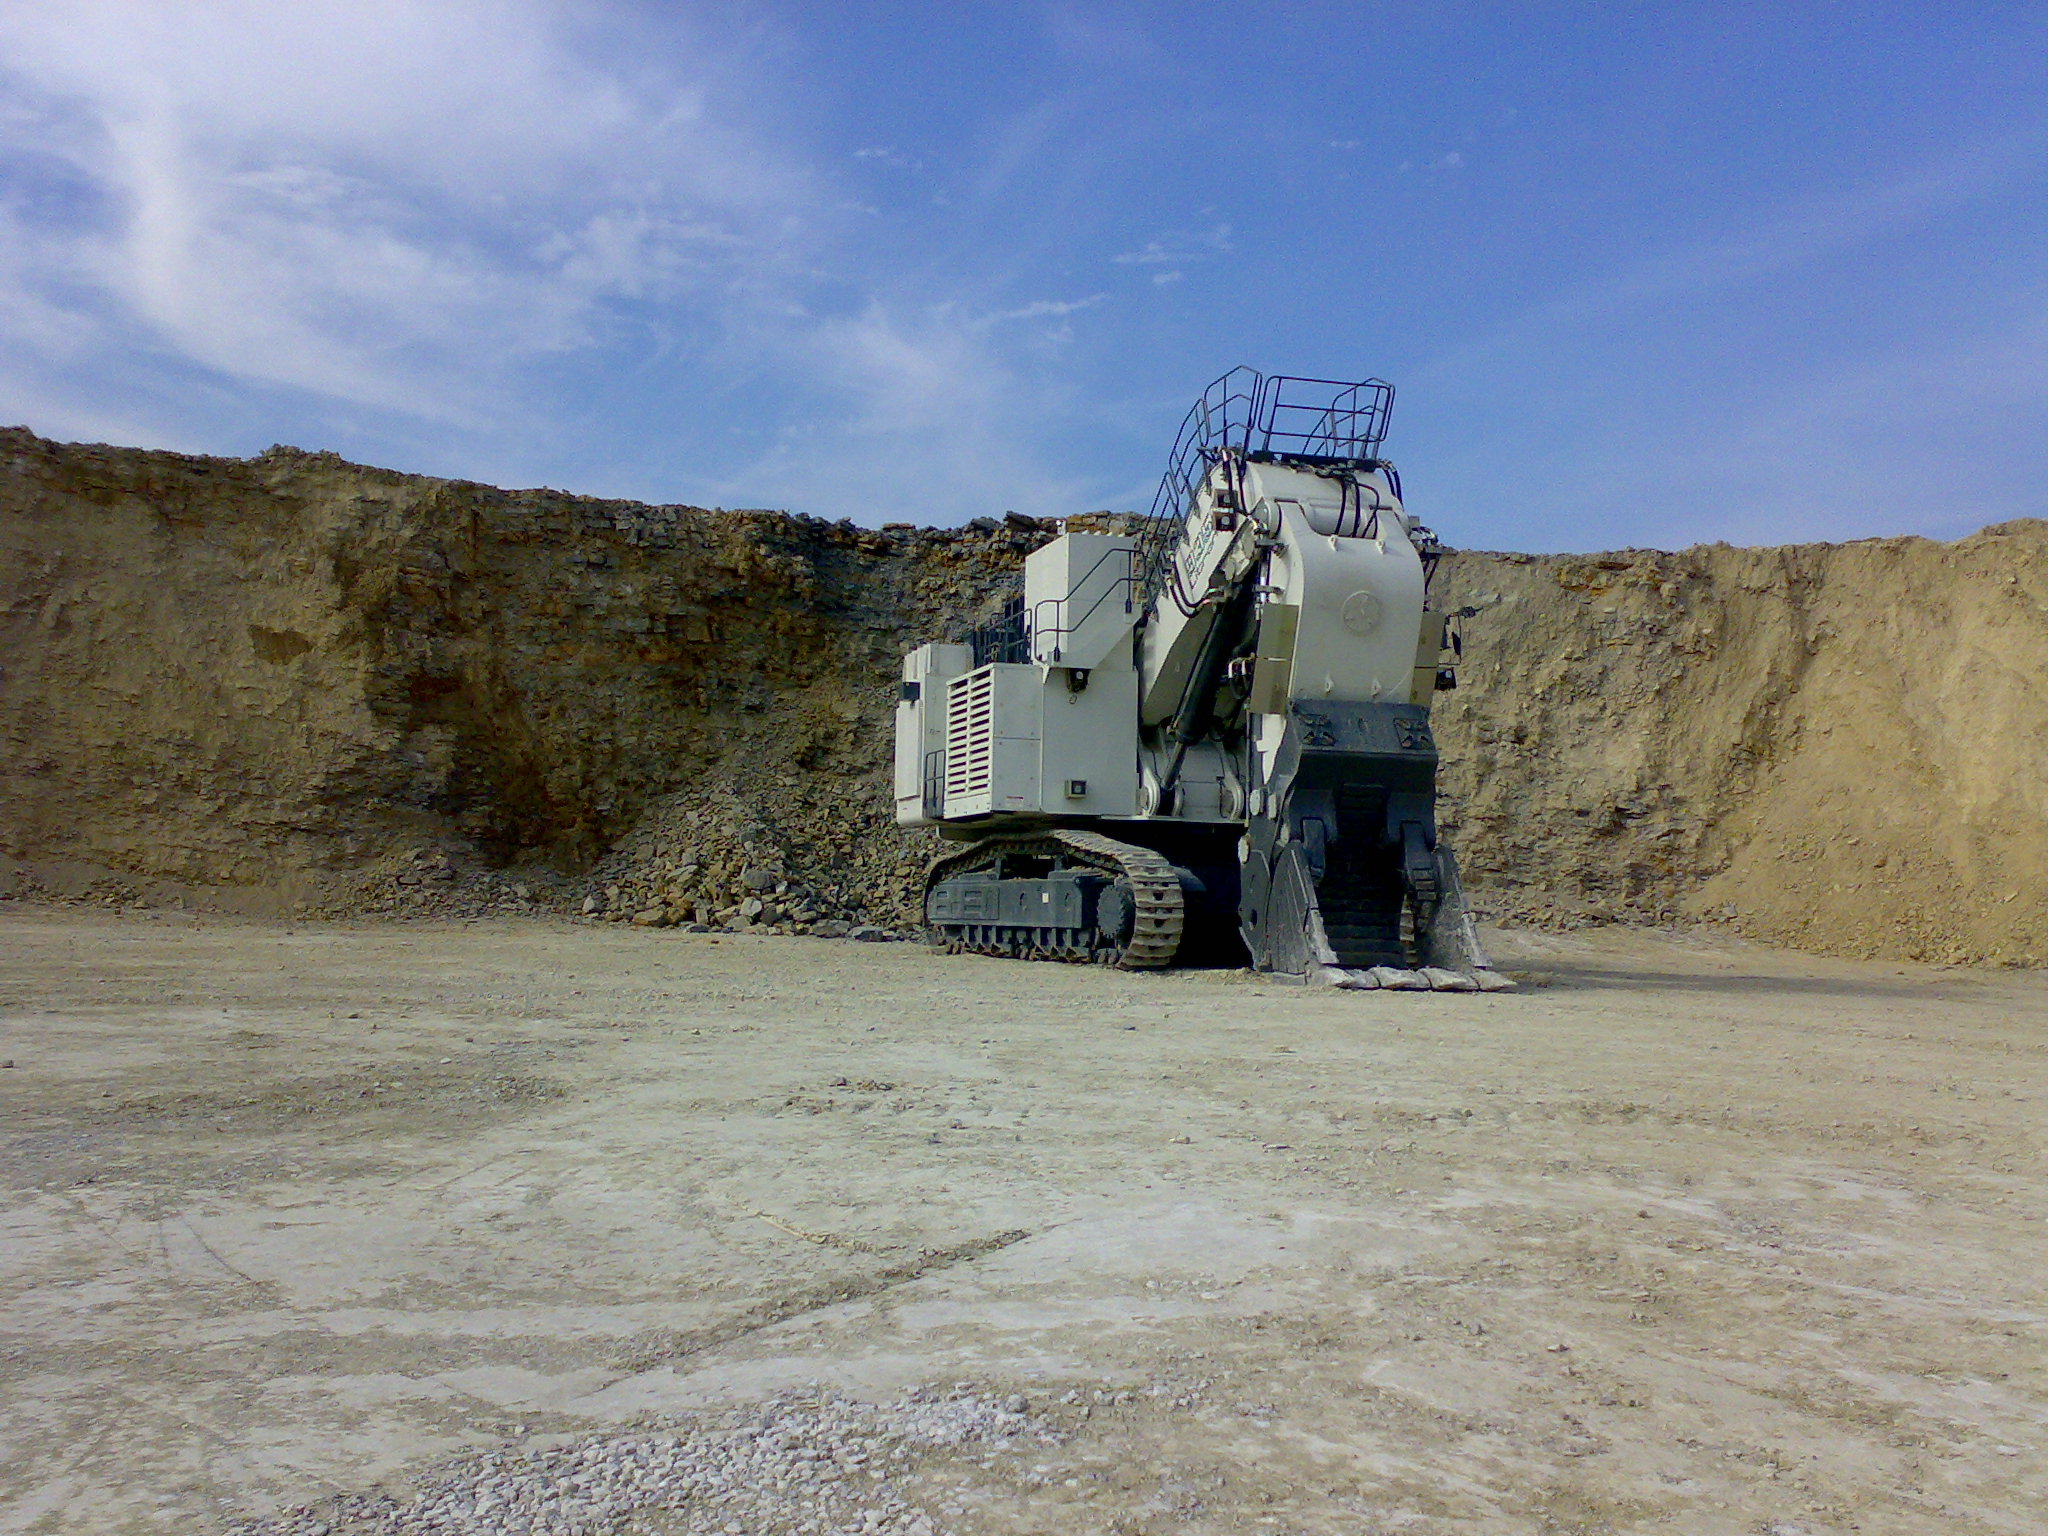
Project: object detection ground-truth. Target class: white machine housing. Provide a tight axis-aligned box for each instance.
[895,460,1444,832]
[894,369,1498,986]
[894,533,1143,826]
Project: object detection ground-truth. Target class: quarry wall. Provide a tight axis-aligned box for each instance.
[2,427,2043,964]
[0,428,1029,927]
[1431,525,2048,965]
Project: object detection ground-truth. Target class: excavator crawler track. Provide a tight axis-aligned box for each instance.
[924,829,1186,968]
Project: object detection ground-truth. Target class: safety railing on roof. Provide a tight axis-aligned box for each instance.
[962,542,1141,667]
[965,591,1030,666]
[1133,368,1395,615]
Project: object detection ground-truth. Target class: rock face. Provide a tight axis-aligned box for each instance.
[1431,525,2048,966]
[0,428,1033,925]
[3,426,2044,964]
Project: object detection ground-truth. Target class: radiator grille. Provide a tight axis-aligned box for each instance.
[944,667,994,800]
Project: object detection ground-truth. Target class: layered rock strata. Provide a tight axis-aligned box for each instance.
[4,428,2043,964]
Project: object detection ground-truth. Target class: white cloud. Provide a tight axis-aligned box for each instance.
[0,1,1116,525]
[1427,140,2043,388]
[988,294,1106,323]
[852,145,921,170]
[1665,305,2048,545]
[723,299,1096,523]
[1111,221,1232,267]
[1112,240,1174,267]
[1414,141,2048,550]
[0,0,814,426]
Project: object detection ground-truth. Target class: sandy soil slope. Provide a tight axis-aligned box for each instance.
[1432,520,2048,966]
[9,429,2047,964]
[2,912,2042,1535]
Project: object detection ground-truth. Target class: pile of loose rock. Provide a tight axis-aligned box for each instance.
[279,770,940,938]
[225,1388,1055,1536]
[572,778,935,940]
[319,848,582,924]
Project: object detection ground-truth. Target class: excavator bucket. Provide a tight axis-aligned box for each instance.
[1237,701,1508,990]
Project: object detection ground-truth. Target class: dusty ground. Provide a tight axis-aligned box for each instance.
[2,910,2044,1535]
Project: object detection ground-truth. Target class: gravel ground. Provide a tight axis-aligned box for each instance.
[3,908,2043,1536]
[225,1390,1056,1536]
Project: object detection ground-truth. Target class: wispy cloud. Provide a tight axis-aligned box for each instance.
[1111,242,1174,267]
[1424,137,2044,387]
[852,145,922,171]
[0,1,1124,523]
[988,294,1106,323]
[1652,302,2048,545]
[1111,221,1232,267]
[725,299,1097,522]
[0,0,815,429]
[1415,137,2048,549]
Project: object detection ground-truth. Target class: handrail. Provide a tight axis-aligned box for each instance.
[1134,369,1395,616]
[1028,542,1138,662]
[965,592,1029,665]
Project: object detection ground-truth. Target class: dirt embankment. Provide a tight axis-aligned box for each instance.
[1433,526,2048,964]
[0,428,1033,928]
[2,427,2044,963]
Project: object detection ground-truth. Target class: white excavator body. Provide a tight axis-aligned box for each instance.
[893,369,1505,990]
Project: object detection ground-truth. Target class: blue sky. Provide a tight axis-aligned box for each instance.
[1,3,2043,551]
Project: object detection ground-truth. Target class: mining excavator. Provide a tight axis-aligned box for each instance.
[893,369,1508,991]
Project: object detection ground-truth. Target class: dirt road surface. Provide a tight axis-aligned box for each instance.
[2,911,2043,1535]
